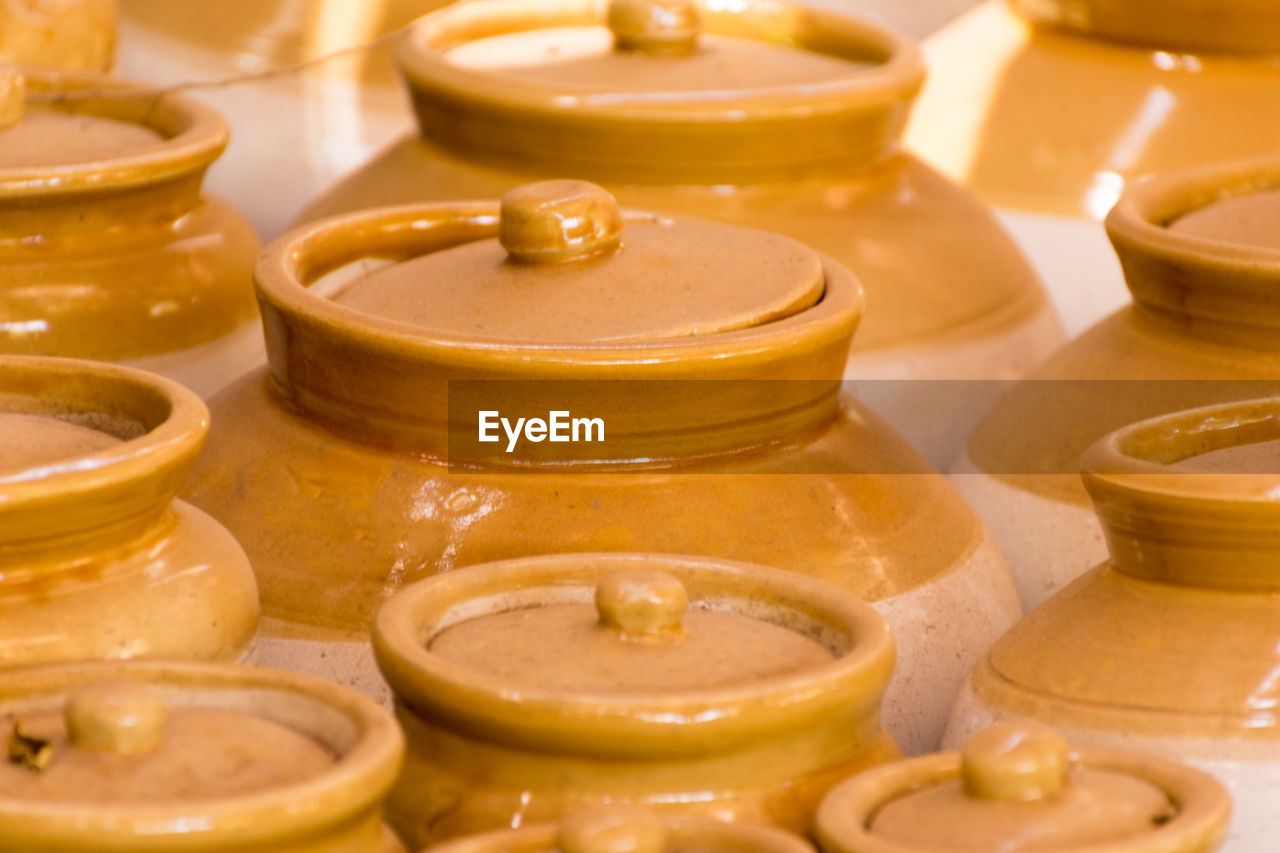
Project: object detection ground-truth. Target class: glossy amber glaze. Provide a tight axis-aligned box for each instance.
[0,661,405,852]
[955,157,1280,610]
[297,0,1060,383]
[0,0,116,71]
[0,72,261,399]
[373,554,899,847]
[0,356,259,668]
[185,189,1021,756]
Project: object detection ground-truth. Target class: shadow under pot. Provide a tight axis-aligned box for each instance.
[372,553,898,848]
[816,721,1230,853]
[185,180,1021,756]
[948,396,1280,851]
[954,156,1280,611]
[0,355,258,668]
[0,67,261,399]
[0,661,406,852]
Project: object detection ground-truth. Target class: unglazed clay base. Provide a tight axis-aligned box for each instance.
[945,683,1280,853]
[125,318,265,401]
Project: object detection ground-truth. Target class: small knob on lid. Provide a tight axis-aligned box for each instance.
[65,680,167,755]
[0,67,24,129]
[962,722,1070,802]
[608,0,702,54]
[596,570,687,639]
[499,180,624,265]
[558,807,669,853]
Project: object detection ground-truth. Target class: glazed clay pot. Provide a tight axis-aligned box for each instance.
[905,0,1280,336]
[373,553,899,847]
[0,660,406,852]
[817,721,1230,853]
[954,157,1280,610]
[426,807,815,853]
[0,355,258,668]
[948,397,1280,852]
[0,68,261,399]
[185,180,1022,755]
[296,0,1061,460]
[0,0,116,71]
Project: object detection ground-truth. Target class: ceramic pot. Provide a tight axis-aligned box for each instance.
[293,0,1061,463]
[0,660,406,852]
[0,68,261,399]
[948,397,1280,852]
[0,0,116,71]
[954,156,1280,610]
[185,180,1022,755]
[373,552,898,847]
[905,0,1280,338]
[817,721,1230,852]
[0,355,258,668]
[425,807,815,853]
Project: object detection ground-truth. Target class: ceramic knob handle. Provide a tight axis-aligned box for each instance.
[0,66,23,129]
[596,571,688,638]
[558,807,669,853]
[66,680,167,755]
[608,0,702,54]
[500,180,624,265]
[962,722,1069,802]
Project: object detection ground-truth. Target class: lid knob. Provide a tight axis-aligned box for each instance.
[608,0,702,55]
[558,807,669,853]
[0,66,23,129]
[596,570,687,639]
[962,722,1070,802]
[499,180,624,265]
[65,680,167,755]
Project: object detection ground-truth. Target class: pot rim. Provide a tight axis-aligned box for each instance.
[1009,0,1280,54]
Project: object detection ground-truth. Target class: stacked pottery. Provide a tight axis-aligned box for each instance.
[0,66,261,399]
[371,553,897,847]
[0,356,258,668]
[948,397,1280,851]
[955,157,1280,610]
[0,0,116,71]
[184,179,1022,754]
[906,0,1280,334]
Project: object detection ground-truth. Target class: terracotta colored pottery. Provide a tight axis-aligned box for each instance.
[817,721,1230,852]
[0,0,116,71]
[905,0,1280,337]
[373,553,898,847]
[425,807,815,853]
[185,180,1022,755]
[0,68,261,399]
[948,397,1280,852]
[0,660,406,852]
[954,157,1280,610]
[0,355,258,668]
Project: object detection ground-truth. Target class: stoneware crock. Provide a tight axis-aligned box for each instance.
[954,156,1280,610]
[0,660,406,852]
[0,66,261,399]
[0,355,258,668]
[948,397,1280,852]
[296,0,1062,457]
[905,0,1280,336]
[425,807,816,853]
[185,179,1022,755]
[817,721,1230,853]
[373,552,898,847]
[0,0,116,71]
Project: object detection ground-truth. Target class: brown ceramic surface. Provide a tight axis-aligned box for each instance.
[0,412,121,476]
[0,0,116,71]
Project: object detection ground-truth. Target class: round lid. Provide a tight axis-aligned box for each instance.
[331,180,824,344]
[1169,187,1280,252]
[0,412,122,479]
[816,723,1231,853]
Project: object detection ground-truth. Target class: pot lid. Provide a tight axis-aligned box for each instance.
[0,413,122,479]
[816,723,1231,853]
[1,679,333,802]
[331,179,825,344]
[1170,187,1280,252]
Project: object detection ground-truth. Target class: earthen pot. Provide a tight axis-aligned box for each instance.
[0,0,116,71]
[954,156,1280,610]
[818,721,1230,852]
[948,397,1280,851]
[0,355,258,668]
[373,553,898,847]
[185,179,1022,755]
[0,67,260,399]
[425,807,815,853]
[0,660,406,852]
[905,0,1280,337]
